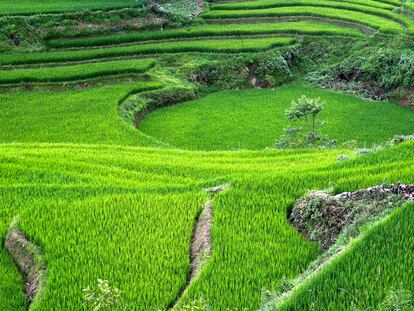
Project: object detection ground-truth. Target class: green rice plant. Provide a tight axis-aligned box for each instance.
[202,6,411,34]
[139,83,414,150]
[210,0,396,11]
[0,0,144,16]
[0,81,163,146]
[46,21,363,49]
[0,59,155,84]
[0,37,295,66]
[0,139,414,310]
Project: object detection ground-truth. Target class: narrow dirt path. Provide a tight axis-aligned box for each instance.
[5,222,47,309]
[170,184,229,309]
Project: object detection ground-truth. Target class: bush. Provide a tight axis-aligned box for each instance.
[275,95,334,149]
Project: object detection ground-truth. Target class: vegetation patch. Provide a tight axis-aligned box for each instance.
[290,183,414,250]
[5,221,47,309]
[307,47,414,104]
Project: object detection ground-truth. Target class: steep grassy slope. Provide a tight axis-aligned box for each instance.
[139,83,414,150]
[46,21,364,49]
[276,201,414,310]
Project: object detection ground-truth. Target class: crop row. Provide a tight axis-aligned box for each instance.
[0,0,143,16]
[203,6,414,34]
[210,0,396,11]
[0,37,295,66]
[46,21,363,49]
[0,59,155,84]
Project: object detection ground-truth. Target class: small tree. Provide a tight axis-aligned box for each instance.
[276,95,332,148]
[83,279,122,311]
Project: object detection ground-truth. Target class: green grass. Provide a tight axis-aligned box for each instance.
[276,201,414,310]
[0,37,295,66]
[0,0,144,16]
[139,83,414,150]
[46,21,363,49]
[203,6,408,33]
[0,59,155,84]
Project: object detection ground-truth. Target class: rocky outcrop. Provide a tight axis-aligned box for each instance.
[290,183,414,249]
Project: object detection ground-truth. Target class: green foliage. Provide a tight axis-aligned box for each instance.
[0,81,164,146]
[255,51,292,87]
[280,95,326,147]
[83,279,122,311]
[378,288,414,311]
[210,0,396,11]
[1,1,414,310]
[175,297,209,311]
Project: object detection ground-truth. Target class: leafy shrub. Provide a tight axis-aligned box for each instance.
[276,96,334,149]
[254,51,292,87]
[378,288,414,311]
[83,279,122,311]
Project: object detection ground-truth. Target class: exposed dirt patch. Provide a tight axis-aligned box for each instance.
[290,183,414,250]
[5,228,46,307]
[189,200,213,282]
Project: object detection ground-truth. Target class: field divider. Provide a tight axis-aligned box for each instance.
[5,217,47,309]
[171,184,229,310]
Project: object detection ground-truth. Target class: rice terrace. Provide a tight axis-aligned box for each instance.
[1,0,414,310]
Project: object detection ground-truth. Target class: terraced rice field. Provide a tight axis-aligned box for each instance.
[0,0,144,16]
[139,83,414,150]
[1,0,414,310]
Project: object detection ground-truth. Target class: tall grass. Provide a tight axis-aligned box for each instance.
[1,140,413,310]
